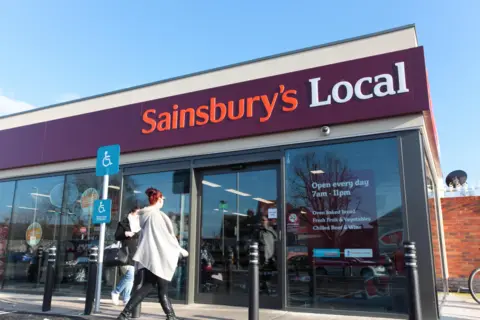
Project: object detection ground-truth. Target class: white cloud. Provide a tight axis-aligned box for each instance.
[0,93,35,116]
[56,93,81,103]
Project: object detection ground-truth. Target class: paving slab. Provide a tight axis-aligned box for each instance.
[440,294,480,320]
[0,292,397,320]
[6,291,477,319]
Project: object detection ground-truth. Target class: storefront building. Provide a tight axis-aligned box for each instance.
[0,25,445,319]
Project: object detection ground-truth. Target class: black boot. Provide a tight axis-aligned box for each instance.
[166,313,178,320]
[117,270,140,320]
[116,312,131,320]
[117,285,150,319]
[159,294,178,319]
[116,302,134,320]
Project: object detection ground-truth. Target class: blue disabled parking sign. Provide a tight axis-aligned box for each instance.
[96,144,120,176]
[92,199,112,224]
[93,144,120,312]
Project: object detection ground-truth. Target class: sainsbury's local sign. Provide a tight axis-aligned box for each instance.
[309,62,409,107]
[141,56,419,135]
[0,47,429,171]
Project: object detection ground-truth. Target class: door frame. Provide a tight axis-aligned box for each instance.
[193,160,284,309]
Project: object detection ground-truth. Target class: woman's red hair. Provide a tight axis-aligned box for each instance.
[145,187,163,205]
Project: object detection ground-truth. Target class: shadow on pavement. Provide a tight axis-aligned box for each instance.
[0,311,85,320]
[193,316,235,320]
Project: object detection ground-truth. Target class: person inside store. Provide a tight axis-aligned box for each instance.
[259,216,277,264]
[244,209,257,235]
[111,206,140,306]
[258,216,278,295]
[199,240,216,292]
[117,188,189,320]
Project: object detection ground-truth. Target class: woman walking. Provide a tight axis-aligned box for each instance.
[117,188,188,320]
[111,206,140,305]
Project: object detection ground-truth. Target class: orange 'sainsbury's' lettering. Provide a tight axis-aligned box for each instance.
[172,105,179,129]
[227,99,245,120]
[260,92,279,123]
[246,96,261,118]
[142,109,157,134]
[140,83,299,134]
[180,108,195,128]
[210,98,227,124]
[195,105,209,125]
[157,112,171,131]
[282,89,298,111]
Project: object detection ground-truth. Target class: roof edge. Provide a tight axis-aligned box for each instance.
[1,23,416,121]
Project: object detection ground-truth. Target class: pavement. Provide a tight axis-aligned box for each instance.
[0,311,84,320]
[0,292,399,320]
[0,291,478,320]
[440,294,480,320]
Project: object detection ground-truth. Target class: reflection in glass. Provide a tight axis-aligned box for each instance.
[199,168,279,303]
[57,172,121,293]
[4,176,64,290]
[285,138,407,313]
[122,169,190,301]
[0,182,15,287]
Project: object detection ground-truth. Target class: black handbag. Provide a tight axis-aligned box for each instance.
[104,242,129,267]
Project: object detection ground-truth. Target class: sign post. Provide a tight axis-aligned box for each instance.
[94,144,120,313]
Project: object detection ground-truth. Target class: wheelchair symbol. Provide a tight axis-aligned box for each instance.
[102,151,113,168]
[98,202,106,214]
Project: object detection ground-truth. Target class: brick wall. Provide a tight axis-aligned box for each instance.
[432,196,480,291]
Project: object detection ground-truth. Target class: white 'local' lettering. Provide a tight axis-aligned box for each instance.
[309,61,409,107]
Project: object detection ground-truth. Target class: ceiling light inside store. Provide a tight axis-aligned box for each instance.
[202,180,221,188]
[18,206,36,210]
[253,198,273,204]
[134,190,142,194]
[109,185,120,190]
[232,212,248,216]
[30,193,50,198]
[225,189,251,197]
[310,170,324,174]
[6,205,12,208]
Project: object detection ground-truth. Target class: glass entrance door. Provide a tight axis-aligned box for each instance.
[197,164,282,309]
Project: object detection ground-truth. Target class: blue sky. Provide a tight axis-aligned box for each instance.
[0,1,478,185]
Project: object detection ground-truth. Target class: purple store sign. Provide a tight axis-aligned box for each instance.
[0,47,429,170]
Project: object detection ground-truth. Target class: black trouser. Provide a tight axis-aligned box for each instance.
[122,268,174,316]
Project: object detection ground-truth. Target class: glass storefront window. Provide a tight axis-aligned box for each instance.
[0,181,15,286]
[285,138,407,313]
[122,169,190,301]
[57,171,121,293]
[425,158,447,308]
[4,175,64,290]
[198,166,280,308]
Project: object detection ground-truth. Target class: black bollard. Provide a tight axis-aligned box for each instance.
[131,268,145,319]
[84,247,99,315]
[36,246,44,288]
[404,241,422,320]
[248,242,259,320]
[227,247,234,294]
[42,246,56,312]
